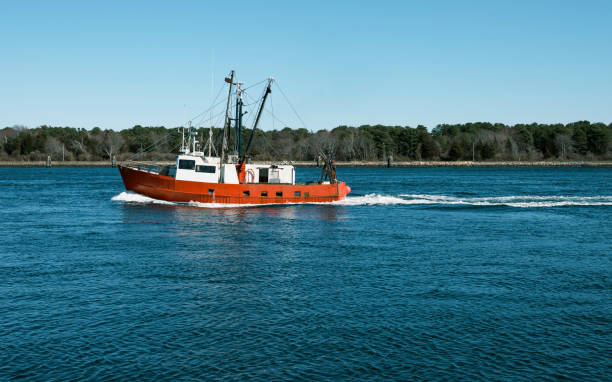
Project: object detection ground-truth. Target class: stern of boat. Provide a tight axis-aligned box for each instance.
[338,181,351,199]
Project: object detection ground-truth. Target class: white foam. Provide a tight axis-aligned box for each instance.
[111,191,612,209]
[398,194,612,208]
[330,194,428,206]
[111,192,175,205]
[112,192,300,209]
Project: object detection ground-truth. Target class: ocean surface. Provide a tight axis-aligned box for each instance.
[1,166,610,381]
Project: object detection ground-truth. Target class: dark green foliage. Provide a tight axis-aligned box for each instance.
[447,140,466,161]
[572,126,588,155]
[515,125,534,152]
[3,136,19,155]
[419,127,439,160]
[533,126,558,158]
[1,121,610,161]
[586,123,609,155]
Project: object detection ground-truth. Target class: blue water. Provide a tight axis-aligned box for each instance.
[1,167,610,380]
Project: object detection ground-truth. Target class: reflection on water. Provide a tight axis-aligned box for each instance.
[121,201,349,227]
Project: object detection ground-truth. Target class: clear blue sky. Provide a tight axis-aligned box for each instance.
[1,0,610,131]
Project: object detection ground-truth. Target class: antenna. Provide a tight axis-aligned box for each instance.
[180,125,185,153]
[188,120,192,154]
[209,66,214,158]
[210,51,215,133]
[208,128,213,157]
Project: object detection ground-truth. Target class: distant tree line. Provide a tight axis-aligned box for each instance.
[1,121,610,162]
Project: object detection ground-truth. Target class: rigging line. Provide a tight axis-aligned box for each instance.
[211,108,226,127]
[244,85,293,129]
[181,84,226,126]
[242,92,290,128]
[137,141,181,163]
[193,108,227,128]
[271,91,275,131]
[130,140,176,166]
[240,90,283,159]
[122,131,176,163]
[257,130,283,159]
[241,88,267,107]
[210,114,226,137]
[241,98,260,107]
[242,103,257,129]
[243,78,267,91]
[210,65,214,127]
[274,81,308,130]
[193,96,232,126]
[241,92,262,128]
[248,82,272,131]
[186,94,225,127]
[263,107,290,129]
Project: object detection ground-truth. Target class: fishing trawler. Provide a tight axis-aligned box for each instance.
[118,71,351,204]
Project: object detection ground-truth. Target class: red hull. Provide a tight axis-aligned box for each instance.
[118,165,351,204]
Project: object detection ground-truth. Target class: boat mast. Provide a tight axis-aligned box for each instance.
[234,82,244,158]
[221,70,235,164]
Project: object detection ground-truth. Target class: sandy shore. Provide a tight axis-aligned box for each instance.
[1,160,611,168]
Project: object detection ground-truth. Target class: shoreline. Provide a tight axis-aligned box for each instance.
[1,160,611,168]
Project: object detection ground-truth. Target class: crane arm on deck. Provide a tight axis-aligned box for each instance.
[243,78,273,159]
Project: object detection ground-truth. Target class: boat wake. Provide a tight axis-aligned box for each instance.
[111,192,253,208]
[397,194,612,208]
[112,192,175,205]
[332,194,612,207]
[111,192,612,209]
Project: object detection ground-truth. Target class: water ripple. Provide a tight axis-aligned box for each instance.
[0,167,610,380]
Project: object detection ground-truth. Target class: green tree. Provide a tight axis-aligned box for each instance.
[447,139,466,160]
[418,126,439,160]
[572,127,588,155]
[476,140,497,160]
[19,132,34,155]
[587,123,609,155]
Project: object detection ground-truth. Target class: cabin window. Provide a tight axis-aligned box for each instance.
[178,159,195,170]
[276,191,283,197]
[304,192,310,197]
[294,191,301,197]
[196,165,216,173]
[159,166,170,176]
[258,168,269,183]
[269,169,280,183]
[208,189,214,195]
[243,190,250,196]
[261,191,268,197]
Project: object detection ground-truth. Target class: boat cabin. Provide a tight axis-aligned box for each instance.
[164,153,295,185]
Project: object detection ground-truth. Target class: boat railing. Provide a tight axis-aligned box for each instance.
[123,161,165,174]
